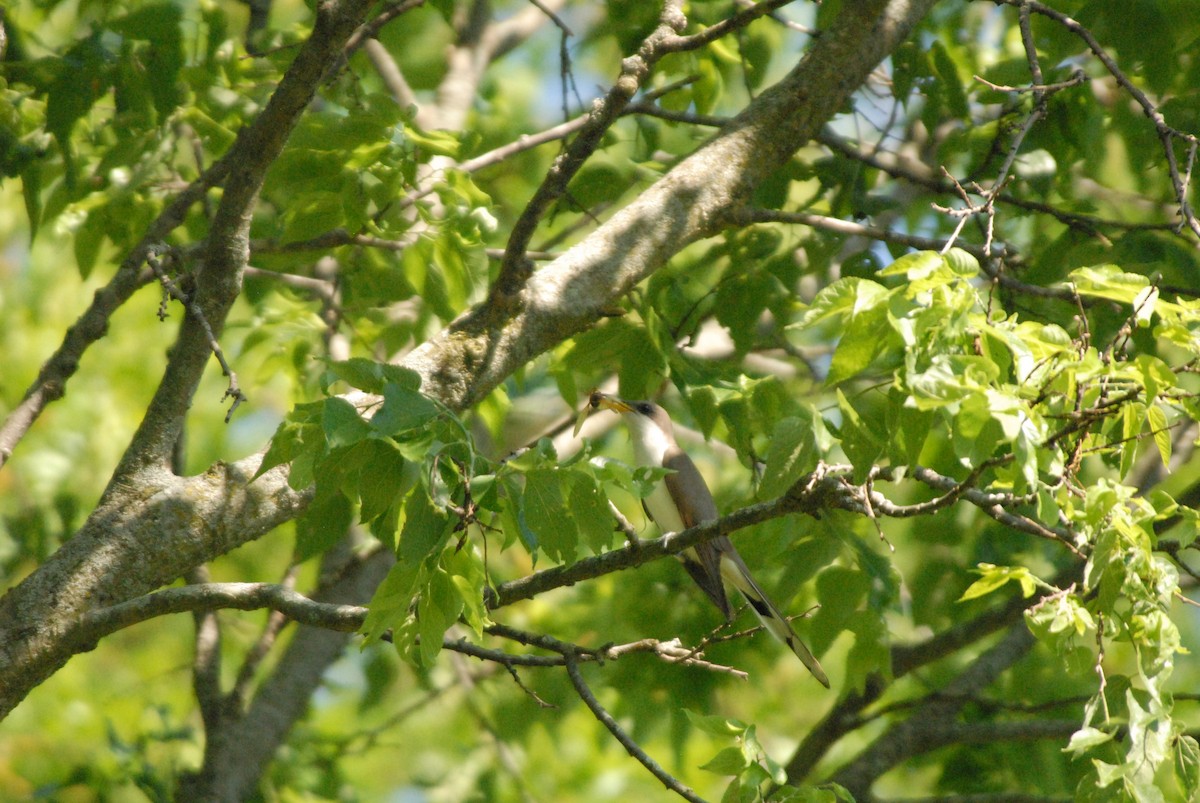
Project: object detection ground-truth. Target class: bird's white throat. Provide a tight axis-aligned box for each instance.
[622,413,672,468]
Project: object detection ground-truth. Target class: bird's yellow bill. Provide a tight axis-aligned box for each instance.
[589,391,633,414]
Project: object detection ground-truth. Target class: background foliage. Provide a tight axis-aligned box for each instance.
[2,0,1200,801]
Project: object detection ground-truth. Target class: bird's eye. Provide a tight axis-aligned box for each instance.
[637,403,654,415]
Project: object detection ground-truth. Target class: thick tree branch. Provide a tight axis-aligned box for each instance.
[0,0,376,721]
[180,548,393,801]
[409,0,938,410]
[493,0,796,301]
[0,459,311,719]
[0,0,938,723]
[112,0,376,481]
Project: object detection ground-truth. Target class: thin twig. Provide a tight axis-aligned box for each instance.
[146,249,247,422]
[995,0,1200,240]
[565,653,709,803]
[493,0,796,302]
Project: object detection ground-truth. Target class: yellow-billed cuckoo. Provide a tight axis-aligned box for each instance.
[589,391,829,687]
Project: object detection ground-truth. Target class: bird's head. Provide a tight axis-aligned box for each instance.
[589,391,675,464]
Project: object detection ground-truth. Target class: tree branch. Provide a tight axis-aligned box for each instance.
[492,0,800,299]
[409,0,938,411]
[828,624,1038,800]
[0,0,377,721]
[489,473,844,608]
[0,0,939,723]
[111,0,377,480]
[566,650,709,803]
[730,207,1005,262]
[492,0,688,300]
[0,157,231,470]
[179,547,394,800]
[816,130,1179,239]
[996,0,1200,242]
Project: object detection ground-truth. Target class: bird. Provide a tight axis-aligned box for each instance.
[589,391,830,687]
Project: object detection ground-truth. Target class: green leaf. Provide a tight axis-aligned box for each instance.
[700,746,750,775]
[445,548,488,636]
[906,355,999,410]
[73,213,107,279]
[959,563,1038,601]
[323,397,372,449]
[827,284,894,385]
[279,191,344,245]
[255,419,309,481]
[1066,726,1114,757]
[842,608,891,692]
[688,386,720,438]
[930,41,969,119]
[499,474,538,555]
[323,358,421,394]
[522,469,578,563]
[371,383,441,436]
[110,4,184,118]
[1134,355,1175,405]
[46,33,113,175]
[362,488,453,645]
[356,439,409,524]
[1120,402,1141,479]
[1175,735,1200,793]
[889,399,933,465]
[1068,265,1149,305]
[795,277,889,331]
[694,56,723,116]
[1146,405,1171,468]
[295,489,353,562]
[759,415,818,500]
[814,566,869,635]
[255,401,326,485]
[878,250,943,278]
[564,471,615,554]
[404,125,461,158]
[942,247,980,277]
[685,710,747,737]
[21,162,43,238]
[416,567,462,666]
[835,389,885,482]
[1026,591,1096,654]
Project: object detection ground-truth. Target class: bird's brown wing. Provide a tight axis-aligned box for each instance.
[664,448,830,686]
[662,447,731,619]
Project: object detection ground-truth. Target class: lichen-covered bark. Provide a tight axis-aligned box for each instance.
[0,0,938,721]
[0,0,374,720]
[410,0,940,410]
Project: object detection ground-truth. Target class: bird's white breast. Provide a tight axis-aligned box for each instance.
[622,412,686,533]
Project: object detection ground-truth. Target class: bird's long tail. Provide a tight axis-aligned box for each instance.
[721,555,830,688]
